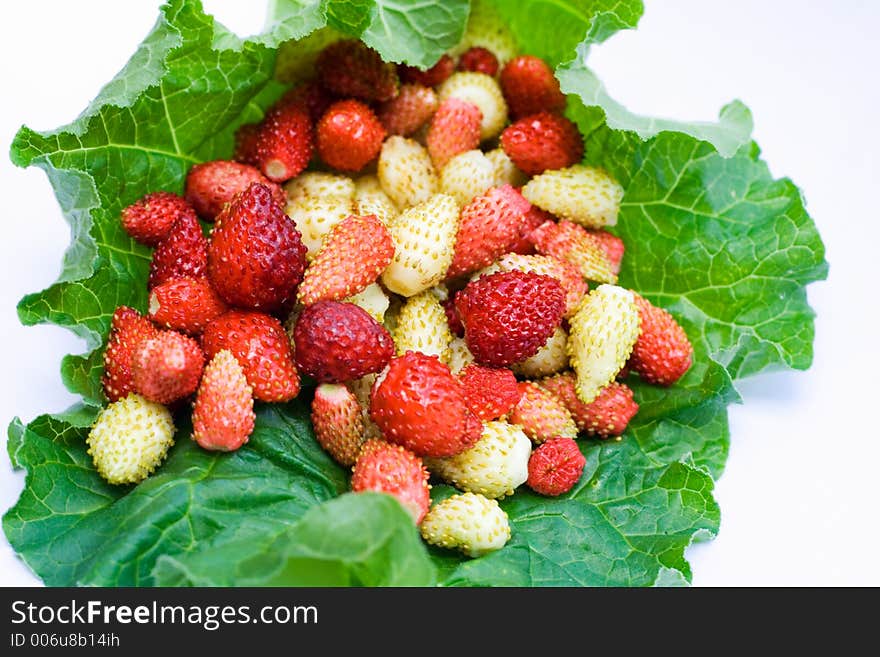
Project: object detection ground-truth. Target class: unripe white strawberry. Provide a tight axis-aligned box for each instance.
[512,325,569,378]
[440,150,496,206]
[568,284,641,403]
[378,136,438,209]
[87,393,175,485]
[522,164,624,228]
[438,72,508,140]
[381,193,460,296]
[425,420,530,499]
[447,336,476,374]
[420,492,511,557]
[353,174,398,225]
[485,147,527,188]
[285,194,354,258]
[393,290,453,362]
[344,282,390,324]
[284,171,355,205]
[450,0,518,66]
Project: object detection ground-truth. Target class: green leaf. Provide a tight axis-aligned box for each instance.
[153,492,437,586]
[4,0,826,587]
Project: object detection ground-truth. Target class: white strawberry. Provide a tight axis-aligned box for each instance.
[393,290,453,362]
[378,136,438,209]
[285,194,354,258]
[284,171,355,205]
[440,150,496,206]
[420,492,511,557]
[447,336,476,375]
[344,282,391,324]
[437,72,508,140]
[485,147,527,188]
[522,164,624,228]
[512,325,569,378]
[353,174,398,225]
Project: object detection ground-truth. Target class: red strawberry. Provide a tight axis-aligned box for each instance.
[131,330,204,404]
[458,364,521,421]
[457,47,499,77]
[505,190,551,255]
[588,229,625,275]
[102,307,160,402]
[311,383,366,466]
[442,296,464,337]
[185,160,286,221]
[446,184,528,279]
[294,301,394,383]
[297,214,394,305]
[426,98,482,168]
[509,381,577,443]
[501,112,584,176]
[121,192,196,246]
[499,55,566,119]
[529,219,616,284]
[630,294,693,386]
[399,54,454,88]
[316,39,399,101]
[526,437,586,496]
[456,270,566,367]
[202,310,300,402]
[351,440,431,523]
[276,80,333,122]
[236,103,313,182]
[192,349,255,452]
[541,374,638,438]
[148,277,228,335]
[377,83,438,136]
[370,351,479,458]
[316,100,386,172]
[207,182,307,312]
[148,212,208,289]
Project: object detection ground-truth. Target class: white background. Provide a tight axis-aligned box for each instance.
[0,0,877,586]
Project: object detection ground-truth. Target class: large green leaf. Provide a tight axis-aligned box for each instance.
[4,0,826,586]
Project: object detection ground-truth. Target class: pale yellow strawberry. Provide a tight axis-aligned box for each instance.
[285,194,354,258]
[437,72,508,140]
[486,147,527,188]
[344,282,390,324]
[447,336,476,374]
[353,174,398,225]
[530,220,617,285]
[512,326,569,378]
[378,136,438,209]
[567,284,641,404]
[284,171,355,205]
[381,193,460,296]
[522,164,624,228]
[508,381,577,444]
[440,150,496,206]
[450,0,518,66]
[393,290,453,362]
[420,492,511,557]
[425,420,530,499]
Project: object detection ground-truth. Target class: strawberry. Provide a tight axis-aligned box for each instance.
[457,46,499,76]
[501,112,584,176]
[442,295,464,337]
[447,336,476,375]
[351,440,431,523]
[185,160,286,221]
[486,147,527,188]
[530,219,616,284]
[393,291,454,362]
[456,270,566,367]
[353,175,397,225]
[526,437,586,496]
[297,214,393,305]
[398,54,454,87]
[316,39,399,101]
[148,212,208,289]
[630,294,693,386]
[102,306,160,402]
[377,136,438,210]
[437,71,508,140]
[202,310,300,402]
[345,282,390,324]
[87,394,175,485]
[381,193,459,297]
[487,253,588,318]
[458,364,521,421]
[121,191,196,247]
[192,350,255,452]
[499,55,566,119]
[512,326,570,378]
[377,83,438,136]
[285,193,355,259]
[439,149,495,206]
[426,98,482,168]
[369,351,479,458]
[454,0,518,66]
[285,171,356,205]
[540,373,638,438]
[509,381,577,444]
[276,80,333,122]
[446,184,528,279]
[294,301,394,383]
[132,330,204,405]
[588,229,625,275]
[207,182,307,311]
[522,164,624,228]
[236,103,313,182]
[316,99,385,172]
[311,383,366,466]
[507,203,554,255]
[148,277,228,336]
[425,420,531,499]
[420,492,510,557]
[567,284,640,404]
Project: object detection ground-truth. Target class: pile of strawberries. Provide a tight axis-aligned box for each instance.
[89,37,693,558]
